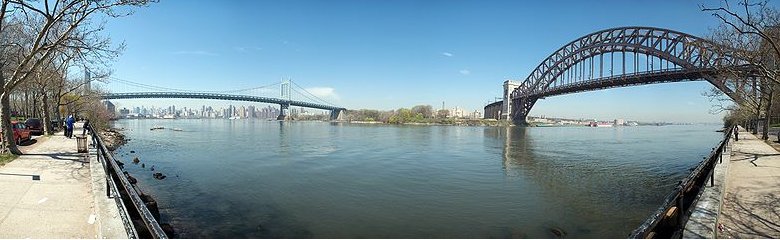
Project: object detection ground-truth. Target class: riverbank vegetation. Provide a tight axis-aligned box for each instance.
[343,105,510,126]
[0,0,154,154]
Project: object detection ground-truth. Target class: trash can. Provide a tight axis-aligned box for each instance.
[76,136,88,153]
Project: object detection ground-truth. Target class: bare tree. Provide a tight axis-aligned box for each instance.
[0,0,152,154]
[703,0,780,140]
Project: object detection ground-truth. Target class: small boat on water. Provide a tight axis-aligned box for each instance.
[588,121,614,127]
[150,126,165,130]
[172,128,183,131]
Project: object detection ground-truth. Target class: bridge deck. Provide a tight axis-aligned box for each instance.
[102,92,345,111]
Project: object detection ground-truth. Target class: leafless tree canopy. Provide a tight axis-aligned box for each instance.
[703,0,780,139]
[0,0,154,154]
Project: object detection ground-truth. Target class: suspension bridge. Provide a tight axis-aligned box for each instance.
[100,78,346,120]
[485,26,757,125]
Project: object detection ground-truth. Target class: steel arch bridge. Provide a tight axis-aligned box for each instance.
[503,26,755,125]
[101,92,346,120]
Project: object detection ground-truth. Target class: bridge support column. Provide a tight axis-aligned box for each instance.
[329,109,344,121]
[511,97,536,126]
[277,103,290,120]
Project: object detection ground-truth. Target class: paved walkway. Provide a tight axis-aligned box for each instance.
[717,128,780,238]
[0,124,127,238]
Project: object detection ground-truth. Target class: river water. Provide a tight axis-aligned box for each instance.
[111,119,723,238]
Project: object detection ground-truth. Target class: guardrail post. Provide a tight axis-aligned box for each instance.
[677,192,684,237]
[104,152,111,198]
[710,168,715,187]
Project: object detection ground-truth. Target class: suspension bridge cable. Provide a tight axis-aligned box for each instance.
[107,77,281,94]
[290,87,326,105]
[290,80,335,106]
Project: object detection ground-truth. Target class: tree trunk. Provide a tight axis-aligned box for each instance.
[41,92,53,135]
[1,91,22,155]
[24,90,28,119]
[56,98,63,133]
[32,91,38,118]
[764,90,773,140]
[754,98,761,134]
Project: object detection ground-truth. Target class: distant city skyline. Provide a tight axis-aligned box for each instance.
[98,0,779,123]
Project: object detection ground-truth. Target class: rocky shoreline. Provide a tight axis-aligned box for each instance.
[98,127,128,151]
[97,127,175,238]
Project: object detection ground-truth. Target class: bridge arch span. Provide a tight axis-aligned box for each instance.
[508,26,753,124]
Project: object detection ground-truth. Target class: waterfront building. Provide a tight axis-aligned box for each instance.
[451,107,464,118]
[484,79,521,120]
[614,118,625,126]
[104,101,116,116]
[470,110,482,119]
[247,106,256,119]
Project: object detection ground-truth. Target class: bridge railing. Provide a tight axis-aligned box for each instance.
[629,125,735,238]
[89,128,168,238]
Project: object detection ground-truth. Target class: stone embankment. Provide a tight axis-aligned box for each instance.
[98,127,127,151]
[98,126,175,237]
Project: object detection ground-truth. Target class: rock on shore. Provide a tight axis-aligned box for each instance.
[98,128,127,151]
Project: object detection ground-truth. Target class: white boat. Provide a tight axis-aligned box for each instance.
[229,116,241,120]
[589,121,614,127]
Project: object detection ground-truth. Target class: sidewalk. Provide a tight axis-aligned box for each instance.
[717,128,780,238]
[0,124,127,238]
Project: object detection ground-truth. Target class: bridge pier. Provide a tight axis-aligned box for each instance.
[510,97,536,126]
[277,103,290,120]
[329,109,345,121]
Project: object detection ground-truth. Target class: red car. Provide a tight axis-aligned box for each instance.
[4,121,32,145]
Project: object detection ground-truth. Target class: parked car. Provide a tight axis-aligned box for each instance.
[3,121,32,145]
[25,118,43,135]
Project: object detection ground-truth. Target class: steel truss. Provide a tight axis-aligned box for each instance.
[511,26,754,124]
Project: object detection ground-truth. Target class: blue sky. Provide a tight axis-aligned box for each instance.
[99,0,762,123]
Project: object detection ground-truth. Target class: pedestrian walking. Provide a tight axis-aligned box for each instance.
[82,119,90,136]
[734,125,739,142]
[65,114,75,138]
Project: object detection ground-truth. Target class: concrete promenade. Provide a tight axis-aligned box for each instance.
[717,128,780,238]
[0,124,127,238]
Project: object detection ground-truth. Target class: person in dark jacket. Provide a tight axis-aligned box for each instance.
[82,119,90,136]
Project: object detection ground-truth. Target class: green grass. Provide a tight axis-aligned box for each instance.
[0,153,18,167]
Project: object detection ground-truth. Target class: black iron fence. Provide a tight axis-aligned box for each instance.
[90,128,168,238]
[629,125,735,238]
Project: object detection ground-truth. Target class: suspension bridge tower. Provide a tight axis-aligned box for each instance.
[277,78,291,120]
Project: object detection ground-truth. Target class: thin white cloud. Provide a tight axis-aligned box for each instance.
[235,47,263,52]
[459,69,471,75]
[305,87,340,101]
[172,50,217,56]
[442,52,453,57]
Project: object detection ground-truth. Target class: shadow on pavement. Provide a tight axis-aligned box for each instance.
[17,139,37,146]
[23,152,88,163]
[720,191,780,238]
[731,151,780,167]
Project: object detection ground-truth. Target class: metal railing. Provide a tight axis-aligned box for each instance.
[89,127,168,238]
[629,125,735,238]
